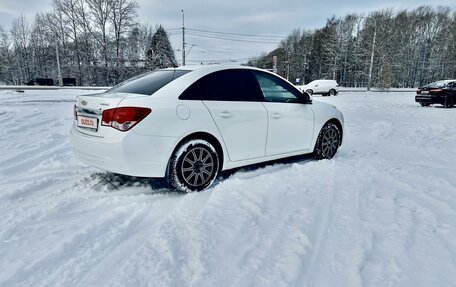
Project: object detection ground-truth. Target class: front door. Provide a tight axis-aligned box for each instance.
[253,71,314,156]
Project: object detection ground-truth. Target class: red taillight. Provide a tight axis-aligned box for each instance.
[416,89,421,94]
[102,107,151,131]
[430,89,443,95]
[101,108,115,125]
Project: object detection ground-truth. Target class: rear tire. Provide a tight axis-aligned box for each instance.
[329,89,337,96]
[306,89,313,95]
[444,97,454,108]
[168,139,220,192]
[420,102,430,107]
[314,123,341,159]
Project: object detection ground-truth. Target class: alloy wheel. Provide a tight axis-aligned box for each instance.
[321,128,339,158]
[181,147,215,187]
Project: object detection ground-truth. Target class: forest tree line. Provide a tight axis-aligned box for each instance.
[250,6,456,88]
[0,4,455,88]
[0,0,176,86]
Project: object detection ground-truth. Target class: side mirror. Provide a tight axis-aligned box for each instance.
[299,91,313,104]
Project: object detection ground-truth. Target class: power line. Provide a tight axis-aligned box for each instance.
[186,57,253,63]
[186,28,286,39]
[186,32,280,44]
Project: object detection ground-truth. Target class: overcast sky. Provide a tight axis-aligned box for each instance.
[0,0,455,65]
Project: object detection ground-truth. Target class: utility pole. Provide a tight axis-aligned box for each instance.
[365,16,377,91]
[182,10,185,66]
[55,34,63,87]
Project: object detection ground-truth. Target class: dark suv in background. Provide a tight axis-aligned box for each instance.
[415,80,456,108]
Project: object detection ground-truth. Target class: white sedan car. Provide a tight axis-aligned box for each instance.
[70,66,344,192]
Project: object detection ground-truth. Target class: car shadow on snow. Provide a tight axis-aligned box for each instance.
[88,172,179,195]
[89,153,316,194]
[218,153,315,180]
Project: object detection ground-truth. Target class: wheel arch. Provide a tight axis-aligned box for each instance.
[171,131,225,171]
[326,118,343,145]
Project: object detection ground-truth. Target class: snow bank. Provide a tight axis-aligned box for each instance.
[0,89,455,286]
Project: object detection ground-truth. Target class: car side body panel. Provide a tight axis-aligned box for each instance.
[310,101,345,149]
[262,102,314,155]
[202,101,268,162]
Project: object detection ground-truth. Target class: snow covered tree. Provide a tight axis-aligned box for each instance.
[376,57,393,91]
[146,26,176,70]
[10,15,31,84]
[110,0,138,83]
[252,6,456,88]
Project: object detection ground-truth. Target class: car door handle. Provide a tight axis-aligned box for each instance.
[271,113,282,119]
[218,111,233,118]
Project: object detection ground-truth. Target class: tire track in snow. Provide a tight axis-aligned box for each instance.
[74,192,212,287]
[297,158,375,287]
[160,164,313,287]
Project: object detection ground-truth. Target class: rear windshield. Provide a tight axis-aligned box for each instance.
[107,70,190,95]
[424,81,448,88]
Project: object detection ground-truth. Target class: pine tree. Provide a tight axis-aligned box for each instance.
[146,26,177,70]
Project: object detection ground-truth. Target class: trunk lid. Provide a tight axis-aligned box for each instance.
[74,92,146,137]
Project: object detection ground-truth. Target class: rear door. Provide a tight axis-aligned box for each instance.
[180,69,268,161]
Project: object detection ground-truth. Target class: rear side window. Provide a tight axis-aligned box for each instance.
[179,69,263,101]
[108,70,189,95]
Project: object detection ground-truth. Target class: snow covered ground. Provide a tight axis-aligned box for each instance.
[1,89,455,287]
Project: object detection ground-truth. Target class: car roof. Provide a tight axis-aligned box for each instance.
[433,79,456,83]
[161,65,291,85]
[161,64,271,74]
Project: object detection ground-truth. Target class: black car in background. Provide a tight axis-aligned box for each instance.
[415,80,456,108]
[26,78,54,86]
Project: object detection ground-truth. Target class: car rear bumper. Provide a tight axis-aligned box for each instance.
[69,125,179,178]
[415,95,444,105]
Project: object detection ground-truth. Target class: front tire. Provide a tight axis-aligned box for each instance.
[314,123,341,159]
[329,89,337,96]
[306,89,313,95]
[444,97,454,108]
[419,102,430,107]
[168,139,220,192]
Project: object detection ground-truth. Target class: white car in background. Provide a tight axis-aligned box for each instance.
[298,79,339,96]
[70,66,344,192]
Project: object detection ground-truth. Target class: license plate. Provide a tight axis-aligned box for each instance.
[77,116,98,131]
[420,91,429,95]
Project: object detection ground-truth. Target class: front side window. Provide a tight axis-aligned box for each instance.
[253,71,300,103]
[108,70,189,96]
[179,69,263,102]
